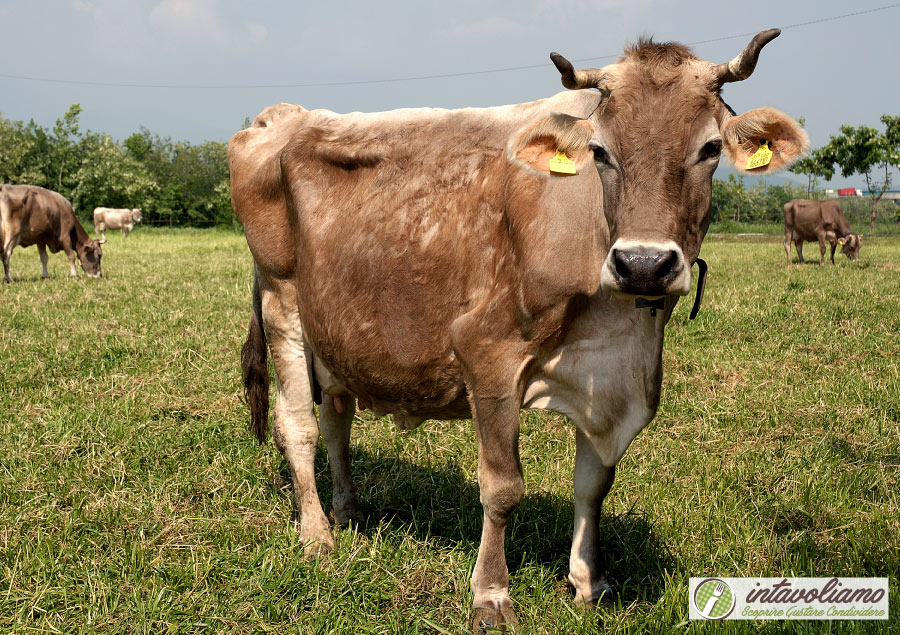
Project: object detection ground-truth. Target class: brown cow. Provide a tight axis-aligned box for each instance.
[1,184,104,283]
[93,207,142,239]
[783,198,861,265]
[231,31,807,629]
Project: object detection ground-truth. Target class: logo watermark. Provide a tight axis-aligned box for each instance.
[689,577,888,620]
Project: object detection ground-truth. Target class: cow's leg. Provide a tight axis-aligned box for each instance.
[795,240,804,263]
[63,245,79,278]
[1,230,17,283]
[830,242,837,265]
[37,244,49,279]
[451,308,531,631]
[568,428,616,608]
[260,277,333,557]
[817,235,827,266]
[784,230,792,264]
[469,389,523,632]
[318,394,363,526]
[1,244,11,283]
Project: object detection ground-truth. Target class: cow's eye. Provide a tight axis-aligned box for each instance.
[591,144,610,165]
[699,139,722,162]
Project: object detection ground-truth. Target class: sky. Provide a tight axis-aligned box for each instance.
[0,0,898,188]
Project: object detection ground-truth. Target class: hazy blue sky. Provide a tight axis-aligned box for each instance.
[1,1,897,187]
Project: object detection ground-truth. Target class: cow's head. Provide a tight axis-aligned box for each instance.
[78,239,105,278]
[548,30,808,298]
[838,233,861,261]
[132,208,143,223]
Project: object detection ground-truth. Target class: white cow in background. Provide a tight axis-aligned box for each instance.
[93,207,142,239]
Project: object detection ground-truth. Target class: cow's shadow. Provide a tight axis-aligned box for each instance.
[275,444,675,606]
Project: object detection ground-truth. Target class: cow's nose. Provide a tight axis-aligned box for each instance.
[610,246,681,296]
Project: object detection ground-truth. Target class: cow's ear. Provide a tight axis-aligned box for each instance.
[511,114,595,175]
[721,107,809,174]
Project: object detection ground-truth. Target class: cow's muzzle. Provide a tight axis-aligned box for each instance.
[600,240,691,298]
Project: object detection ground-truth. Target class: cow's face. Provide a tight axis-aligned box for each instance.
[132,209,143,223]
[552,30,808,299]
[839,233,861,261]
[78,239,104,278]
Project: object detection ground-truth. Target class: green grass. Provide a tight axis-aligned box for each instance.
[1,228,898,633]
[708,220,900,235]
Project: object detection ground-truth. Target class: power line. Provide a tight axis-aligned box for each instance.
[1,3,897,90]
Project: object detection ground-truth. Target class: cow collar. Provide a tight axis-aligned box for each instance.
[688,258,708,320]
[633,258,708,319]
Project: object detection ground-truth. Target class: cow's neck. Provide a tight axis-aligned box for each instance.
[522,292,671,466]
[69,219,91,250]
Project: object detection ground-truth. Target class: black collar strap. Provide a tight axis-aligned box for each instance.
[635,296,665,317]
[688,258,708,320]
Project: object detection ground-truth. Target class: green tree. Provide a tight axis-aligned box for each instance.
[49,104,84,196]
[790,147,834,199]
[822,122,893,231]
[0,113,39,184]
[73,133,158,222]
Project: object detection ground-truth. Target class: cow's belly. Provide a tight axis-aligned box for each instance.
[296,268,473,417]
[15,227,54,250]
[291,196,498,418]
[307,328,470,417]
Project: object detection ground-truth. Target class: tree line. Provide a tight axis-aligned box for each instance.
[0,104,233,228]
[1,104,897,231]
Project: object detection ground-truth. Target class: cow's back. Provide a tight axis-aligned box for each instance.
[229,105,309,279]
[230,93,603,415]
[784,199,824,241]
[94,207,127,230]
[1,185,76,250]
[230,105,513,414]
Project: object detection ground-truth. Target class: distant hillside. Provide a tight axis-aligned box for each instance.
[713,165,806,188]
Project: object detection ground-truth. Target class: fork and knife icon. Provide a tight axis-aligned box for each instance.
[701,582,727,617]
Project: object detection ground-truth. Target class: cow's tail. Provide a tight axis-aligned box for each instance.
[241,266,270,443]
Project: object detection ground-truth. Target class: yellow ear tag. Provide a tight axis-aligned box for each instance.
[838,238,846,245]
[745,139,773,170]
[549,150,577,175]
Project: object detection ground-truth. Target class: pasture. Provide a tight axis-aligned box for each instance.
[1,228,898,633]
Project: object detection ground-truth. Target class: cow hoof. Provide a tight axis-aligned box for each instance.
[472,606,518,633]
[300,516,335,560]
[302,535,335,560]
[330,503,364,528]
[574,582,616,610]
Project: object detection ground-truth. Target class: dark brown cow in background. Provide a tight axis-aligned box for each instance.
[0,184,104,283]
[232,30,807,629]
[783,198,861,265]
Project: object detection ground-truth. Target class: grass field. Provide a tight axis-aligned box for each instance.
[1,228,898,634]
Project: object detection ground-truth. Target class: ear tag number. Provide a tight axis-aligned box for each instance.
[745,139,773,170]
[549,150,577,175]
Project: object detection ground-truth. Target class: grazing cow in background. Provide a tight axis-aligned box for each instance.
[93,207,142,239]
[231,30,807,630]
[1,184,104,283]
[783,199,861,265]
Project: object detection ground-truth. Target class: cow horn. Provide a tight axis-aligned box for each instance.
[714,28,781,86]
[550,52,613,95]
